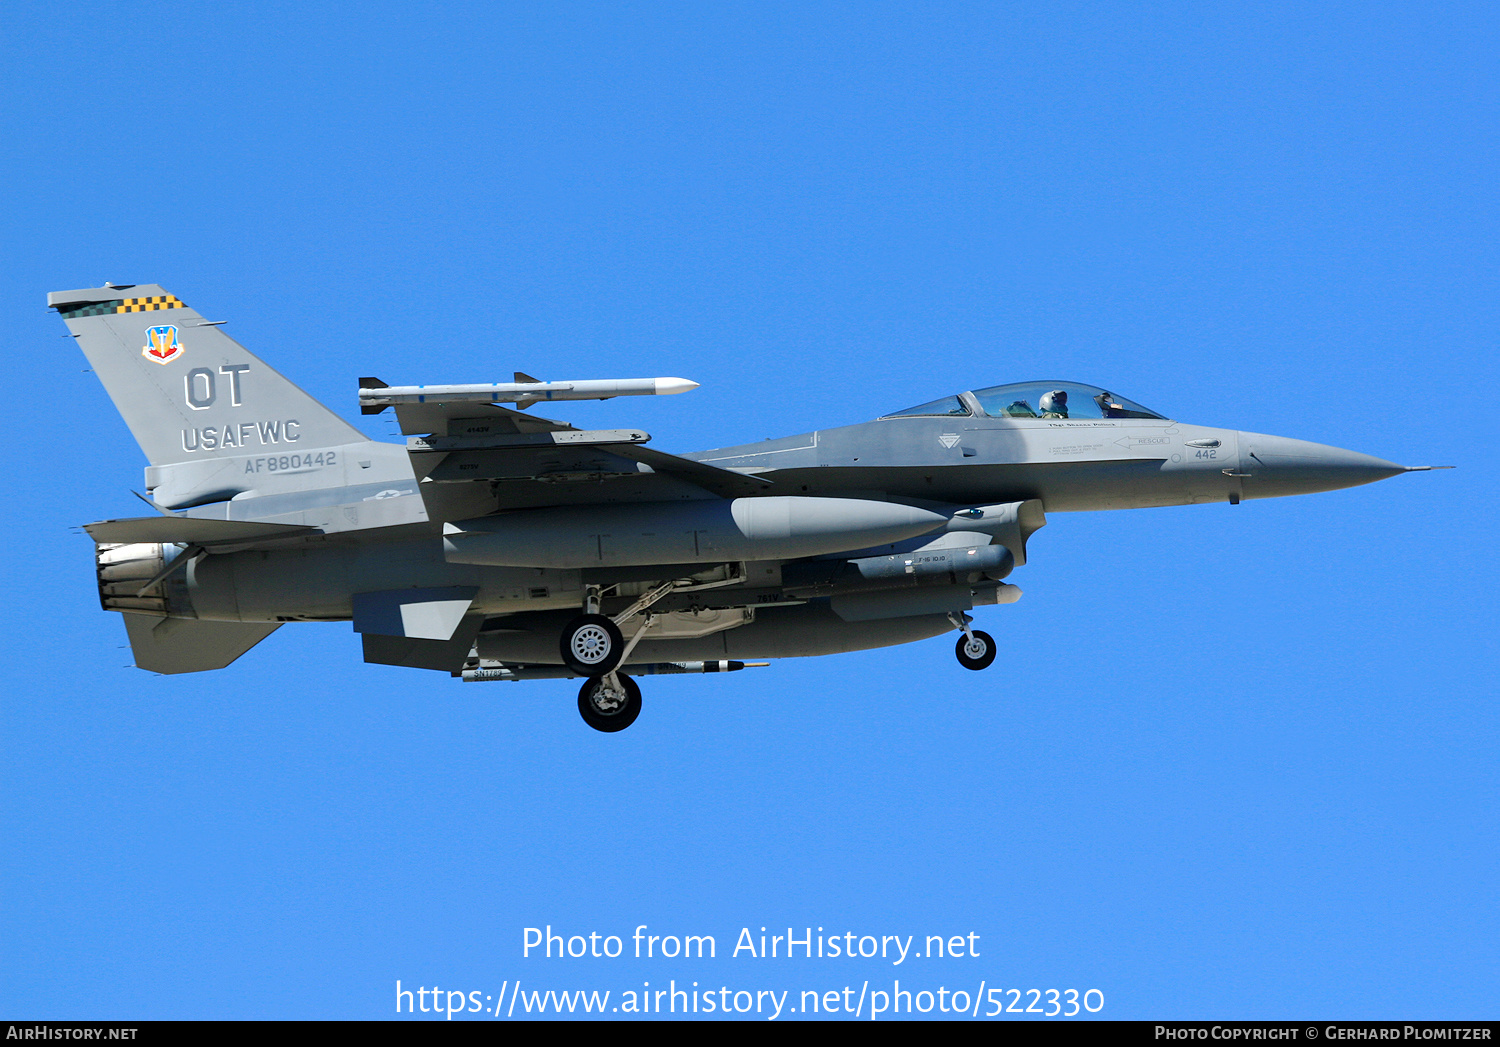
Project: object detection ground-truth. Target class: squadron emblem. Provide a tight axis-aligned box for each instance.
[143,325,183,365]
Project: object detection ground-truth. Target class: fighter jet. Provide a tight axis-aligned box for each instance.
[59,284,1436,731]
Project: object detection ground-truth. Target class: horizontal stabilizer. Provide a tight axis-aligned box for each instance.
[84,516,315,545]
[122,613,280,674]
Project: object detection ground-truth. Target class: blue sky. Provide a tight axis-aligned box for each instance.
[2,1,1495,1020]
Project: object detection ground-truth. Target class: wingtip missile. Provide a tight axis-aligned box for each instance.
[357,376,701,411]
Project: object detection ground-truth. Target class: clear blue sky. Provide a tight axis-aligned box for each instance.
[2,0,1495,1020]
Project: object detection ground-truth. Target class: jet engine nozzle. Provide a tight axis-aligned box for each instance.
[95,543,201,617]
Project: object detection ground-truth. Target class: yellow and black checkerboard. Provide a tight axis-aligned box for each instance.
[116,295,186,313]
[57,294,190,319]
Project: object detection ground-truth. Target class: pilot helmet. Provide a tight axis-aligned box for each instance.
[1039,390,1068,414]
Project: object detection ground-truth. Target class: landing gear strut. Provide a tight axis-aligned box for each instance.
[578,673,642,732]
[949,611,996,671]
[561,575,738,731]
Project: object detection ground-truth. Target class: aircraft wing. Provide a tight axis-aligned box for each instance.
[605,444,773,498]
[389,400,576,437]
[399,404,772,520]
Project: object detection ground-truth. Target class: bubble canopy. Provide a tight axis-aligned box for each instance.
[886,382,1167,421]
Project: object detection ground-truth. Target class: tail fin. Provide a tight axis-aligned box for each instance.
[52,284,362,468]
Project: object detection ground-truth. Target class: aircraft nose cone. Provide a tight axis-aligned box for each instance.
[1238,432,1407,498]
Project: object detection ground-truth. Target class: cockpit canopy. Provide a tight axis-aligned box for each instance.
[886,381,1166,421]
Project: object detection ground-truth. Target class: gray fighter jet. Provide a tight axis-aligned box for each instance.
[59,284,1436,731]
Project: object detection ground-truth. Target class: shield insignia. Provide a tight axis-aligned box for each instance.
[142,325,183,365]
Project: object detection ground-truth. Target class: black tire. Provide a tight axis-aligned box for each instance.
[577,674,642,732]
[955,629,996,671]
[559,614,624,676]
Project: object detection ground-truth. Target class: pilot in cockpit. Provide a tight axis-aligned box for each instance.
[1039,389,1069,418]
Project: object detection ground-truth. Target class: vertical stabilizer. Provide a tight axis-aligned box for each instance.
[52,284,363,467]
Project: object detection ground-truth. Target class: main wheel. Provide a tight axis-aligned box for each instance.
[955,629,996,671]
[560,614,624,676]
[577,674,642,732]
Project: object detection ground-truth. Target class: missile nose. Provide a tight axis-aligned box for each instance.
[1237,432,1408,498]
[654,377,700,395]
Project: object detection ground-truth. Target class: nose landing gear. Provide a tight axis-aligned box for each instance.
[949,611,996,671]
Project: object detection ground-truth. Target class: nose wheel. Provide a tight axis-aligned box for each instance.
[559,614,625,676]
[948,611,996,671]
[578,673,642,732]
[955,630,996,670]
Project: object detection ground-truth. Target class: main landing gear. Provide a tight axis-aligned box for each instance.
[562,583,675,732]
[577,673,642,733]
[949,611,996,671]
[559,614,624,676]
[562,610,638,733]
